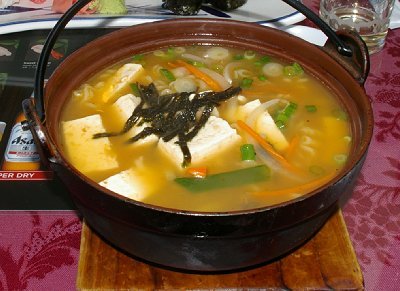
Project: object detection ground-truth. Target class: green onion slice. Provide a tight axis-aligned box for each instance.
[240,78,253,89]
[132,54,144,62]
[160,68,176,81]
[130,83,140,96]
[274,102,297,129]
[334,154,348,165]
[244,50,256,59]
[305,105,317,112]
[240,144,256,161]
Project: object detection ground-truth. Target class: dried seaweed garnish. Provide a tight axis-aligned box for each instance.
[94,83,241,167]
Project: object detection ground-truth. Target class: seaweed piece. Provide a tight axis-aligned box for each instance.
[163,0,202,16]
[94,84,241,167]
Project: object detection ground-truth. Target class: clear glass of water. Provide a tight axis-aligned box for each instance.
[320,0,395,54]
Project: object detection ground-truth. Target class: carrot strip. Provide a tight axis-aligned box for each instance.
[253,171,337,197]
[186,167,208,178]
[167,62,179,69]
[236,120,299,173]
[174,60,222,91]
[285,135,300,160]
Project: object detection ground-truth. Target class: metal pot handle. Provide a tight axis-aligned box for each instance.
[22,98,62,167]
[32,0,359,122]
[322,29,370,84]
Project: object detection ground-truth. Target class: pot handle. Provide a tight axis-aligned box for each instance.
[322,30,370,84]
[281,1,369,84]
[33,0,91,122]
[22,98,62,168]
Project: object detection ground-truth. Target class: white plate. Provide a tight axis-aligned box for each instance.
[0,0,306,34]
[280,25,328,46]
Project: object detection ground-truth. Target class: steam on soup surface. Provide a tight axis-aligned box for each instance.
[60,45,351,212]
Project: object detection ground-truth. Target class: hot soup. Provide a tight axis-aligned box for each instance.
[60,45,351,212]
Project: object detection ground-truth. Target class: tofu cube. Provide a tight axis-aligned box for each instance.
[99,169,148,201]
[158,116,241,167]
[236,99,261,121]
[256,111,289,152]
[103,63,144,103]
[112,93,140,125]
[112,94,158,146]
[61,114,119,176]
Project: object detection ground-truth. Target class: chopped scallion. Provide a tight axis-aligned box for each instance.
[130,83,140,95]
[240,77,253,89]
[132,54,144,62]
[153,50,166,57]
[160,68,176,81]
[244,50,256,60]
[343,135,352,143]
[274,102,298,129]
[258,75,267,81]
[309,165,325,176]
[305,105,317,112]
[254,55,270,67]
[332,108,348,121]
[260,56,270,63]
[283,62,304,77]
[292,62,304,74]
[275,120,285,129]
[334,154,348,165]
[233,54,244,60]
[240,144,256,161]
[167,47,175,55]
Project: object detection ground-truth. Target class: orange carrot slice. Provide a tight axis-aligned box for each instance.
[236,120,299,173]
[174,60,222,91]
[186,167,208,178]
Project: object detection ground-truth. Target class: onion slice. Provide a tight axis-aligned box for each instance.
[223,61,242,84]
[246,99,288,128]
[198,67,230,90]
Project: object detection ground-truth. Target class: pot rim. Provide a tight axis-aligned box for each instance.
[42,18,373,217]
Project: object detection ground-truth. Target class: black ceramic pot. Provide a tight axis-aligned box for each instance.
[22,1,373,272]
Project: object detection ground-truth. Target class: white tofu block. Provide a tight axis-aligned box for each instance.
[112,93,141,125]
[103,63,144,103]
[112,94,158,146]
[158,116,241,167]
[236,99,261,121]
[99,169,148,201]
[256,111,289,152]
[61,114,119,175]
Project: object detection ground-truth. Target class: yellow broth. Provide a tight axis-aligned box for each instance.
[60,45,351,212]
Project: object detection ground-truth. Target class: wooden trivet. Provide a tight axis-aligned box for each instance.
[77,210,363,290]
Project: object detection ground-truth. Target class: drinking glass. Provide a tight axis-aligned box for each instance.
[320,0,395,54]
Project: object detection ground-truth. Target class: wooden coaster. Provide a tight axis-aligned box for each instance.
[77,210,363,290]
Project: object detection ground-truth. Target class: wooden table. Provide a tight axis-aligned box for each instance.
[77,210,363,290]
